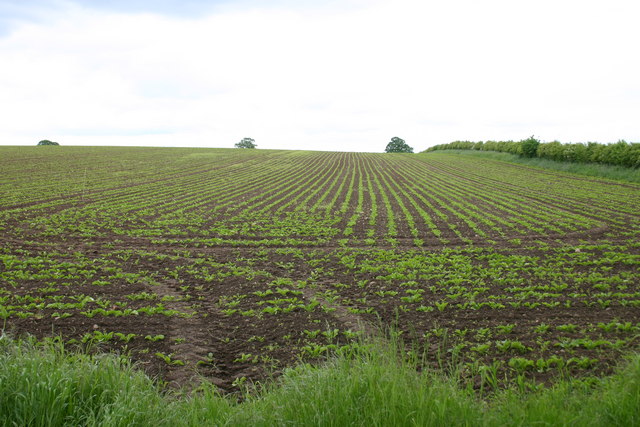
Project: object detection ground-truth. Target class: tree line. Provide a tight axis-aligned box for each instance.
[425,137,640,168]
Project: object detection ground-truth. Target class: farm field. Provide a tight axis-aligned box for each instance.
[1,146,639,393]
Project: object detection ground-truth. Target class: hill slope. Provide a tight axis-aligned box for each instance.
[1,146,639,391]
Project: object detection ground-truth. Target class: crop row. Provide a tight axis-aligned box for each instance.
[3,149,638,249]
[1,147,639,391]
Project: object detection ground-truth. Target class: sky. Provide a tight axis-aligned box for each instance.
[0,0,638,153]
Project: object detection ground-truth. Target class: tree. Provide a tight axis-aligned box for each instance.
[520,135,539,158]
[385,137,413,153]
[37,139,59,146]
[235,138,257,149]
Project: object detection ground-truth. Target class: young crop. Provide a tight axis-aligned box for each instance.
[1,146,638,394]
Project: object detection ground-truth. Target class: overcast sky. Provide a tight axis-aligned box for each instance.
[0,0,638,152]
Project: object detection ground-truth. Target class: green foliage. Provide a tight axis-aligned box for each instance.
[427,138,640,168]
[520,135,540,158]
[424,149,640,183]
[2,334,640,426]
[37,139,59,146]
[235,137,257,149]
[385,136,413,153]
[0,335,178,426]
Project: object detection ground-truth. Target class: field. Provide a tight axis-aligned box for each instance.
[1,146,639,393]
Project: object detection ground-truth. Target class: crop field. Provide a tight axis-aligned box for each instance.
[1,146,639,393]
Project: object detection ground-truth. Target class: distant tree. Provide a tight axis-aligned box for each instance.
[520,135,540,158]
[385,137,413,153]
[37,139,59,146]
[235,137,257,149]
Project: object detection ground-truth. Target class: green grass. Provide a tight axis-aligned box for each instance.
[1,333,639,426]
[424,149,640,183]
[0,335,178,426]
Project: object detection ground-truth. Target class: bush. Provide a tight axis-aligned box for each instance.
[520,136,540,158]
[37,140,59,146]
[427,138,639,168]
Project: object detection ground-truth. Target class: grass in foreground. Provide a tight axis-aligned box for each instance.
[425,150,640,184]
[1,333,638,426]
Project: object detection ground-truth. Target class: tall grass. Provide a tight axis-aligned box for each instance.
[426,150,640,184]
[0,335,182,426]
[1,333,638,426]
[203,338,482,426]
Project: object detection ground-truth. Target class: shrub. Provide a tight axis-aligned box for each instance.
[520,136,540,158]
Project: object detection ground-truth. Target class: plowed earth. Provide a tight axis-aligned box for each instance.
[1,147,639,393]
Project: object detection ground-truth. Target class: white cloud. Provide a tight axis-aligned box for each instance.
[0,0,638,152]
